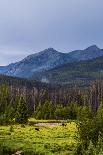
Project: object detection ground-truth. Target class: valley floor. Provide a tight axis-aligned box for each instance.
[0,121,77,155]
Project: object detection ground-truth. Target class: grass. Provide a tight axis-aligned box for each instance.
[0,121,78,155]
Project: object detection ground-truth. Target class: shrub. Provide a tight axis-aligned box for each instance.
[9,126,14,132]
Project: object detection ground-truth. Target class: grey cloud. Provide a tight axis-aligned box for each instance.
[0,0,103,65]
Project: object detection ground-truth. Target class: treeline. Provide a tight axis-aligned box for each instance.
[0,79,103,124]
[0,83,84,124]
[0,74,53,89]
[34,101,81,120]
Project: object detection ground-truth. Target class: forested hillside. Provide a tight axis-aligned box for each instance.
[32,55,103,84]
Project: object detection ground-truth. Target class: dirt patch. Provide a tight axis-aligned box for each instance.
[35,123,62,127]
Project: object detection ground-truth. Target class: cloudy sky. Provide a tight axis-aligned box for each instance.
[0,0,103,65]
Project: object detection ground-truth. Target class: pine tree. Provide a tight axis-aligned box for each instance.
[15,96,29,124]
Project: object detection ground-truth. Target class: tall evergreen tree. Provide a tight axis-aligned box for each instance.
[15,96,29,124]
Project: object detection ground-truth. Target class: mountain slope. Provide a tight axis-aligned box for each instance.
[0,74,58,90]
[0,45,103,78]
[68,45,103,61]
[0,48,73,78]
[31,55,103,84]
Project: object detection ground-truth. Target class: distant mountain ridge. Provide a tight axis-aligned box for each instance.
[68,45,103,61]
[32,55,103,84]
[0,45,103,78]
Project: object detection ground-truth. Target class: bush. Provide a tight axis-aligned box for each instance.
[54,103,80,120]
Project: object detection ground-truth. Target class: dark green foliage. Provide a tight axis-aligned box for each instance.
[0,85,10,113]
[0,74,50,90]
[96,102,103,128]
[77,106,93,120]
[34,101,55,119]
[77,107,97,147]
[0,82,88,124]
[67,103,80,119]
[32,55,103,84]
[0,85,15,124]
[9,126,14,132]
[76,102,103,154]
[15,96,29,124]
[54,105,65,119]
[35,102,80,120]
[54,104,79,120]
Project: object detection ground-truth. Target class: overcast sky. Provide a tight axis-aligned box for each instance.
[0,0,103,65]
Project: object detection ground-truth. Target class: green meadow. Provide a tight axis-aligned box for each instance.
[0,121,77,155]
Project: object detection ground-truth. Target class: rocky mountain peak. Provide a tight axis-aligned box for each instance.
[85,45,100,52]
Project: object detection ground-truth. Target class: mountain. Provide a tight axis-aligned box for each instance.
[68,45,103,61]
[0,48,73,78]
[0,45,103,78]
[31,55,103,84]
